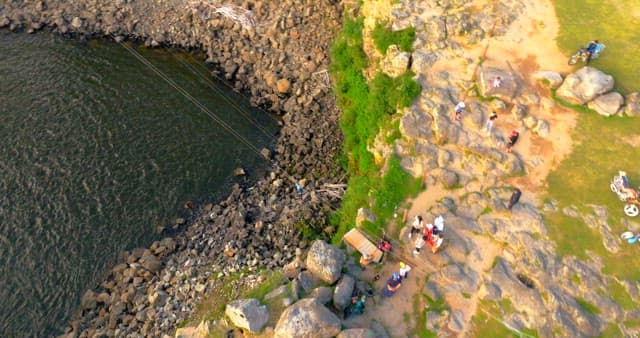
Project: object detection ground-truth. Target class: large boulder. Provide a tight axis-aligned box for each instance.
[556,67,614,104]
[380,45,411,78]
[478,66,518,101]
[625,92,640,117]
[532,70,563,89]
[587,91,624,116]
[333,275,355,310]
[274,298,341,338]
[305,240,345,284]
[225,298,269,333]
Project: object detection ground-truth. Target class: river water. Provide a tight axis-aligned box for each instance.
[0,31,277,336]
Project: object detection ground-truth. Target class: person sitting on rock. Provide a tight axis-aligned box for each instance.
[382,273,402,297]
[432,215,445,236]
[413,234,427,255]
[507,188,522,210]
[492,76,503,88]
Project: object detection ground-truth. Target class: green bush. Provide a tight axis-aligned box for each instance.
[330,14,421,245]
[371,21,416,53]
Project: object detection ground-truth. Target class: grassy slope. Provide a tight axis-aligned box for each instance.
[547,1,640,281]
[554,0,640,93]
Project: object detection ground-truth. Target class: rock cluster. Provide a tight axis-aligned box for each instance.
[221,240,388,338]
[1,0,347,336]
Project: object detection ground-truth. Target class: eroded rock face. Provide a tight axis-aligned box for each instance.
[274,298,341,338]
[556,67,614,104]
[532,71,563,89]
[588,91,624,116]
[305,240,345,284]
[337,328,376,338]
[225,298,269,333]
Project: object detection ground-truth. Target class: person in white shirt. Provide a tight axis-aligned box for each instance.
[431,233,444,253]
[433,215,445,235]
[399,261,411,279]
[492,76,502,88]
[413,235,426,255]
[409,215,424,239]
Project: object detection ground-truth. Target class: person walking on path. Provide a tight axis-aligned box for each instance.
[507,188,522,210]
[399,262,412,279]
[382,272,402,297]
[454,101,465,121]
[409,215,424,239]
[484,111,498,135]
[413,234,427,255]
[505,129,519,153]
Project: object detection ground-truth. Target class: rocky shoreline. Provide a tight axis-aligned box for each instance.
[1,0,345,336]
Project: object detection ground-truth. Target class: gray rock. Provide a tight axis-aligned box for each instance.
[380,45,411,78]
[369,320,390,338]
[511,104,528,120]
[333,275,355,311]
[225,298,269,333]
[478,66,518,101]
[447,310,465,332]
[588,91,624,116]
[532,70,563,89]
[523,116,537,129]
[148,290,169,307]
[71,17,83,29]
[274,298,341,338]
[625,92,640,117]
[309,286,333,305]
[81,290,97,310]
[556,67,614,104]
[140,255,162,273]
[439,169,459,189]
[337,328,376,338]
[305,240,345,284]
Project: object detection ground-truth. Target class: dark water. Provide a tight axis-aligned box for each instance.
[0,31,277,336]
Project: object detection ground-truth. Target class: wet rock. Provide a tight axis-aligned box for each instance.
[225,298,269,333]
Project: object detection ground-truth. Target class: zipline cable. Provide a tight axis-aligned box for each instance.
[115,40,264,157]
[170,51,279,141]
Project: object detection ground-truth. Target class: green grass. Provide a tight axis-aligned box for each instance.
[607,280,638,311]
[544,110,640,280]
[329,14,422,244]
[575,297,600,315]
[371,21,416,53]
[600,323,623,337]
[553,0,640,93]
[411,296,437,338]
[471,300,538,338]
[243,271,286,300]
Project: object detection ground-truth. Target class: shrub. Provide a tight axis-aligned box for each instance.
[371,21,416,53]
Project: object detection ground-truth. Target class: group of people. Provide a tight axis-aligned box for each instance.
[381,261,412,297]
[409,215,445,255]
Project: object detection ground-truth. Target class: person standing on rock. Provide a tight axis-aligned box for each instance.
[493,76,503,88]
[454,101,465,121]
[413,234,427,255]
[484,111,498,135]
[505,129,519,153]
[409,215,424,239]
[507,188,522,210]
[382,272,402,297]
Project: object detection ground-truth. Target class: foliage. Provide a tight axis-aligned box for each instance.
[553,0,640,93]
[371,21,416,53]
[329,13,421,244]
[607,280,638,311]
